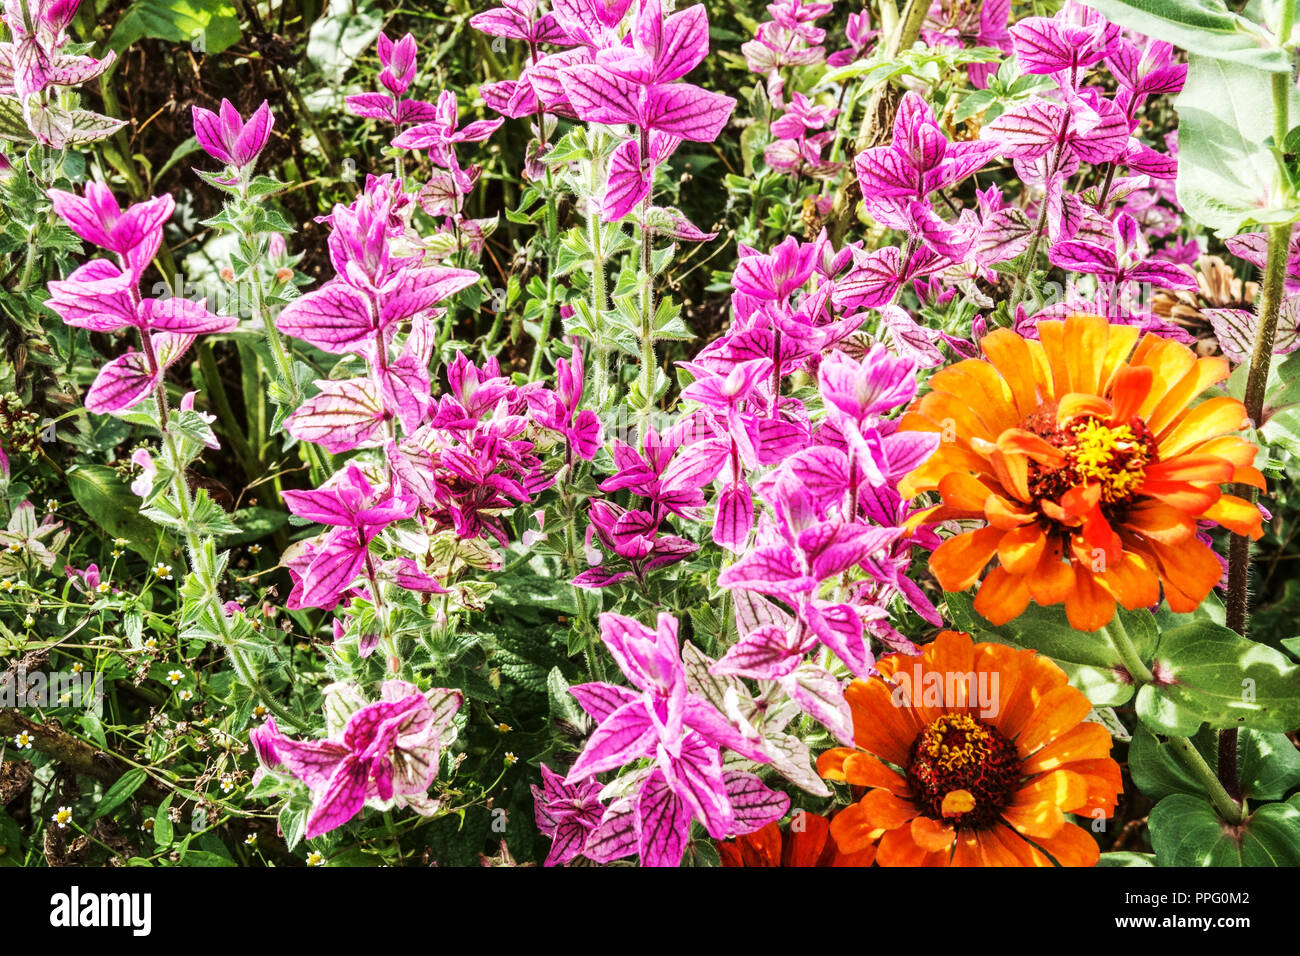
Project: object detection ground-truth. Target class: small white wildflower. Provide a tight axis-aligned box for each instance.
[219,775,235,794]
[248,544,262,555]
[44,499,58,513]
[71,662,84,674]
[252,704,268,721]
[306,851,325,867]
[152,563,173,581]
[13,732,32,749]
[244,833,257,846]
[178,689,194,702]
[114,538,128,547]
[52,806,72,828]
[504,752,517,767]
[166,669,184,685]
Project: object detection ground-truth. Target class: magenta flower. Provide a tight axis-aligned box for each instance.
[565,612,785,866]
[532,763,606,867]
[527,345,604,463]
[192,99,274,170]
[855,92,997,259]
[561,0,734,142]
[1009,0,1121,82]
[280,464,418,609]
[346,33,440,128]
[47,184,174,277]
[0,0,116,106]
[251,680,462,838]
[46,186,235,415]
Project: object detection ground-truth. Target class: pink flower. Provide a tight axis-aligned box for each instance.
[191,99,274,170]
[250,680,463,838]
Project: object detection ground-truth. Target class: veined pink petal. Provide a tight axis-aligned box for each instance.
[140,297,237,334]
[644,82,734,141]
[635,768,692,867]
[285,377,388,453]
[83,351,156,414]
[559,64,642,126]
[275,283,375,353]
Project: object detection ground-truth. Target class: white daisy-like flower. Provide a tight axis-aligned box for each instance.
[111,548,123,558]
[95,581,111,594]
[13,732,32,749]
[52,806,72,828]
[23,614,34,627]
[306,851,325,867]
[71,662,84,674]
[248,544,262,555]
[143,638,158,651]
[0,579,14,592]
[114,538,128,547]
[219,775,235,793]
[178,689,194,702]
[252,704,268,721]
[166,669,184,685]
[152,564,173,581]
[244,833,257,846]
[44,499,58,513]
[504,752,517,766]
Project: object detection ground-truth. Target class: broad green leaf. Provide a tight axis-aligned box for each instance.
[92,768,148,821]
[1174,55,1300,235]
[1130,726,1300,801]
[67,464,177,562]
[1088,0,1290,71]
[1150,792,1300,866]
[0,811,23,867]
[153,793,174,848]
[110,0,241,55]
[306,0,383,87]
[1097,851,1156,866]
[1136,620,1300,735]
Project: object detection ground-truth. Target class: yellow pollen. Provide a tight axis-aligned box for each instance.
[919,714,990,775]
[1065,419,1149,501]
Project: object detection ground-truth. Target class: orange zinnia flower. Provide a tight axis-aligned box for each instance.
[900,314,1265,632]
[818,630,1122,866]
[716,813,875,867]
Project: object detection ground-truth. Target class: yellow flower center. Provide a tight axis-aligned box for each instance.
[1064,418,1152,503]
[905,713,1021,829]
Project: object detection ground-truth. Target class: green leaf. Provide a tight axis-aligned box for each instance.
[306,0,383,86]
[279,803,307,851]
[109,0,241,55]
[222,506,288,546]
[1150,792,1300,866]
[153,794,174,848]
[1148,794,1240,865]
[1087,0,1290,71]
[1136,620,1300,735]
[1096,851,1156,866]
[1131,726,1300,801]
[0,811,23,866]
[92,769,148,821]
[67,464,177,562]
[1174,55,1300,235]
